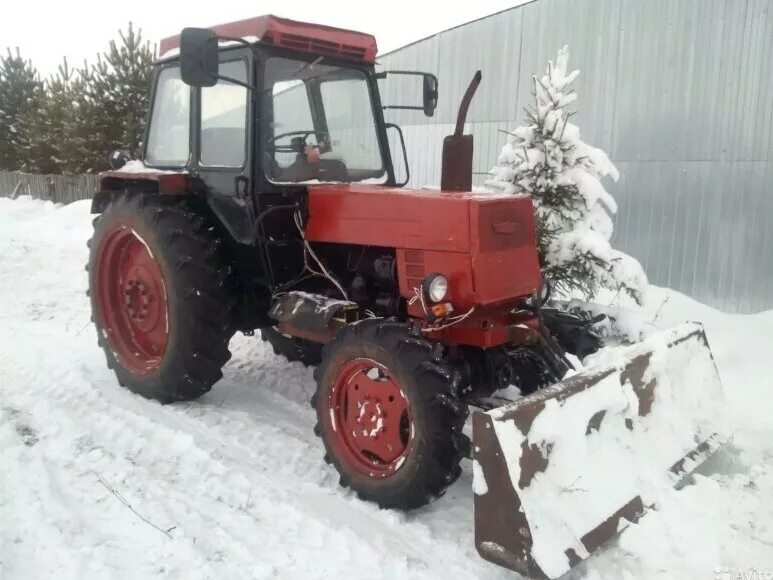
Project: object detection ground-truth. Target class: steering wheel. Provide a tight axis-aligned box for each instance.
[265,130,330,153]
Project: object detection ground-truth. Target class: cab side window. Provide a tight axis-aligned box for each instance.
[199,60,249,168]
[145,66,190,166]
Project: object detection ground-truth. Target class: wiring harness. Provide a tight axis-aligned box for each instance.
[408,286,475,333]
[292,209,349,300]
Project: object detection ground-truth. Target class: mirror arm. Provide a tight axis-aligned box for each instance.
[379,70,434,77]
[207,35,259,91]
[378,70,438,90]
[213,74,258,92]
[382,105,425,111]
[215,35,254,48]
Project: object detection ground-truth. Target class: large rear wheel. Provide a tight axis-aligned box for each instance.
[312,319,469,510]
[87,193,234,402]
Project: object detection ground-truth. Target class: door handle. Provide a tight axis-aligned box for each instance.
[234,175,249,198]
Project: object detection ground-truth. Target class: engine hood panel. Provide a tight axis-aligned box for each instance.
[306,184,542,306]
[305,184,478,252]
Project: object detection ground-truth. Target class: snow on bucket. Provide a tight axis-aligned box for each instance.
[472,323,725,579]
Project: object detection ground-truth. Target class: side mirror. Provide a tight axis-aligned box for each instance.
[423,74,438,117]
[180,28,219,87]
[378,70,439,118]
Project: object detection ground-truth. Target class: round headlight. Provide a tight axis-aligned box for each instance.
[424,273,448,303]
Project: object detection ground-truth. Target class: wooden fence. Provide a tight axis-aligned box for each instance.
[0,171,98,204]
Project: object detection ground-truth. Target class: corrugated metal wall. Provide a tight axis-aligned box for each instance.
[378,0,773,313]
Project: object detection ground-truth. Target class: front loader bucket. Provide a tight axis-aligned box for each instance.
[472,323,725,579]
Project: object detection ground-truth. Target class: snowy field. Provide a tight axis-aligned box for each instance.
[1,196,772,580]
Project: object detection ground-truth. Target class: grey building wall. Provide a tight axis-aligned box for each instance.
[377,0,773,313]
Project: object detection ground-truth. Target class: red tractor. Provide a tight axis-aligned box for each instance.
[88,16,723,578]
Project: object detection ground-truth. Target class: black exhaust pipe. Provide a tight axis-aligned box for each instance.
[440,70,482,192]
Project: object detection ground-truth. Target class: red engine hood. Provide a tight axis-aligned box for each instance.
[306,184,542,306]
[306,184,475,251]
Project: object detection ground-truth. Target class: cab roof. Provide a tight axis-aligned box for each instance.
[159,14,378,64]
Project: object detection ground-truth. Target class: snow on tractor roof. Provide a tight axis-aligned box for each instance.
[159,14,378,63]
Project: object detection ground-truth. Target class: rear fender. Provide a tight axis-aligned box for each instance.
[91,170,189,214]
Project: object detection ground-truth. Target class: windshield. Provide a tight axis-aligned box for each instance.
[263,56,386,184]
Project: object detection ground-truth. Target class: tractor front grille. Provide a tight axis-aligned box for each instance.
[403,250,425,292]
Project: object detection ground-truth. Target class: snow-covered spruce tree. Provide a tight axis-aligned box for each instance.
[0,48,41,171]
[486,46,647,305]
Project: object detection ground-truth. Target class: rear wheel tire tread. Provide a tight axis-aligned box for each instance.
[88,192,234,403]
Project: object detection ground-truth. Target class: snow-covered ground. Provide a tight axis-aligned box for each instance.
[1,196,771,580]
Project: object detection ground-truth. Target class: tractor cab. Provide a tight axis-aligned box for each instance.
[136,15,436,247]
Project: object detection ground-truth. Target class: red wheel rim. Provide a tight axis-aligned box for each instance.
[328,358,412,477]
[95,225,169,374]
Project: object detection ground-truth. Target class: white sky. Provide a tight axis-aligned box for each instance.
[2,0,523,76]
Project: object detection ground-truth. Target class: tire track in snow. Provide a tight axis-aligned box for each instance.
[1,344,273,579]
[0,331,506,579]
[91,340,504,578]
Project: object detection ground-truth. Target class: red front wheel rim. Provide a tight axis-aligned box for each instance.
[328,358,412,477]
[95,226,169,374]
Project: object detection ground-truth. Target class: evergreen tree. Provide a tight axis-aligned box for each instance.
[0,48,41,170]
[81,23,154,171]
[2,23,153,174]
[487,47,647,305]
[20,58,88,174]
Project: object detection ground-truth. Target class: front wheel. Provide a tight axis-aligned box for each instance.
[87,193,234,402]
[312,319,469,510]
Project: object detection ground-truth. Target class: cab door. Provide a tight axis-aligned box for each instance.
[193,48,255,245]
